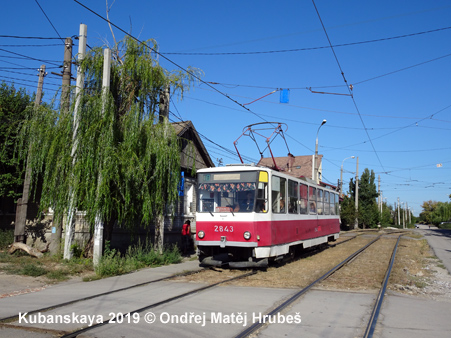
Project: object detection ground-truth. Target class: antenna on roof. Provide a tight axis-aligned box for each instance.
[233,122,293,171]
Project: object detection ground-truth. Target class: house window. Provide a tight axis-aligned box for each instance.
[184,183,194,215]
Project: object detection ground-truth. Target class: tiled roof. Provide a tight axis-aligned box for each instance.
[257,154,322,179]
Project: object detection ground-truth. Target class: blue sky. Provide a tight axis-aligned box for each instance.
[2,1,451,216]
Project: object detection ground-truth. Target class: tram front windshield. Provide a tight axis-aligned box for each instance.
[198,171,262,213]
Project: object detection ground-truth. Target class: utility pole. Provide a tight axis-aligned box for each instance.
[354,157,359,229]
[54,37,73,113]
[49,38,72,255]
[93,48,111,267]
[159,85,170,122]
[378,175,381,213]
[154,85,170,254]
[397,198,401,227]
[14,65,47,243]
[405,202,409,228]
[401,202,406,229]
[64,24,87,260]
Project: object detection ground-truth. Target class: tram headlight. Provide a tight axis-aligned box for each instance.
[243,231,251,240]
[198,231,205,239]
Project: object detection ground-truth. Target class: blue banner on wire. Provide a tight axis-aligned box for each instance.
[280,89,290,103]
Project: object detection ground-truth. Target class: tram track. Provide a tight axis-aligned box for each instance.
[0,270,257,337]
[0,269,203,324]
[0,232,406,337]
[233,234,402,338]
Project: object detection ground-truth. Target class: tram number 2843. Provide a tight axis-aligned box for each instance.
[214,225,234,233]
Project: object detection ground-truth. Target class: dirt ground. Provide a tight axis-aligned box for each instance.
[0,266,87,299]
[1,230,450,301]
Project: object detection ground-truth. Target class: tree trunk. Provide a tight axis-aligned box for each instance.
[9,242,43,258]
[154,213,164,254]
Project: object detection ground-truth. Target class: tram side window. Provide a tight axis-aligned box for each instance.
[317,189,323,215]
[309,187,316,214]
[288,180,298,214]
[335,194,340,215]
[272,176,286,213]
[299,183,308,214]
[330,192,335,215]
[324,191,330,215]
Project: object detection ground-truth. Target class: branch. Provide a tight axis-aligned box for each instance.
[9,242,44,258]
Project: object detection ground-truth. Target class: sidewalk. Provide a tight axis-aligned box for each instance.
[0,258,202,320]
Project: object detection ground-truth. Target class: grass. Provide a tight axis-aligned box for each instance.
[1,232,182,282]
[95,240,182,277]
[0,250,94,281]
[0,229,14,250]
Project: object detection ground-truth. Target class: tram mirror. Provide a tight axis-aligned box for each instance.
[259,171,268,183]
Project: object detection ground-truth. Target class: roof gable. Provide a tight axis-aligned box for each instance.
[171,121,215,170]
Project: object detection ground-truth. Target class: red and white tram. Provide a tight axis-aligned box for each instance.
[195,164,340,268]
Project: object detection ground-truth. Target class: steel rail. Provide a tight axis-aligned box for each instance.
[234,235,382,338]
[60,271,257,338]
[0,269,203,323]
[363,235,402,338]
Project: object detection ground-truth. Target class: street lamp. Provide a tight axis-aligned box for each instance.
[314,119,327,183]
[340,156,355,194]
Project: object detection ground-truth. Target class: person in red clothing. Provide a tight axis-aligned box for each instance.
[181,220,191,255]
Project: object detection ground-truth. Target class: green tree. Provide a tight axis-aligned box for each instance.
[339,193,355,230]
[18,37,201,255]
[380,202,393,226]
[0,82,33,204]
[358,169,379,228]
[419,200,437,224]
[341,169,379,229]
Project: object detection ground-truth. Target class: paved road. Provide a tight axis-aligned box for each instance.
[415,223,451,273]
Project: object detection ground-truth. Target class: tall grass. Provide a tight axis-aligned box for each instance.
[95,240,181,277]
[0,229,14,250]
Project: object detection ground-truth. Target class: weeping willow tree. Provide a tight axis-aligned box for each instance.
[19,36,201,257]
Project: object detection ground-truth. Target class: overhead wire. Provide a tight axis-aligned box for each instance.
[311,0,386,173]
[34,0,65,44]
[161,25,451,56]
[72,0,270,125]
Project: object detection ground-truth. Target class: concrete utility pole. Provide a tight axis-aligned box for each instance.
[354,157,359,229]
[64,24,87,260]
[93,48,111,267]
[378,175,381,213]
[314,119,326,183]
[14,65,46,243]
[340,156,354,194]
[397,198,401,227]
[402,202,406,229]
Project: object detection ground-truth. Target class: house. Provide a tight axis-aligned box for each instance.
[257,154,323,181]
[171,120,215,231]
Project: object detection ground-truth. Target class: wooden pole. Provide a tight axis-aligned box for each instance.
[14,65,46,243]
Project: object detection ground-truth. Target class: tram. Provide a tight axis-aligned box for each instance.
[195,163,340,268]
